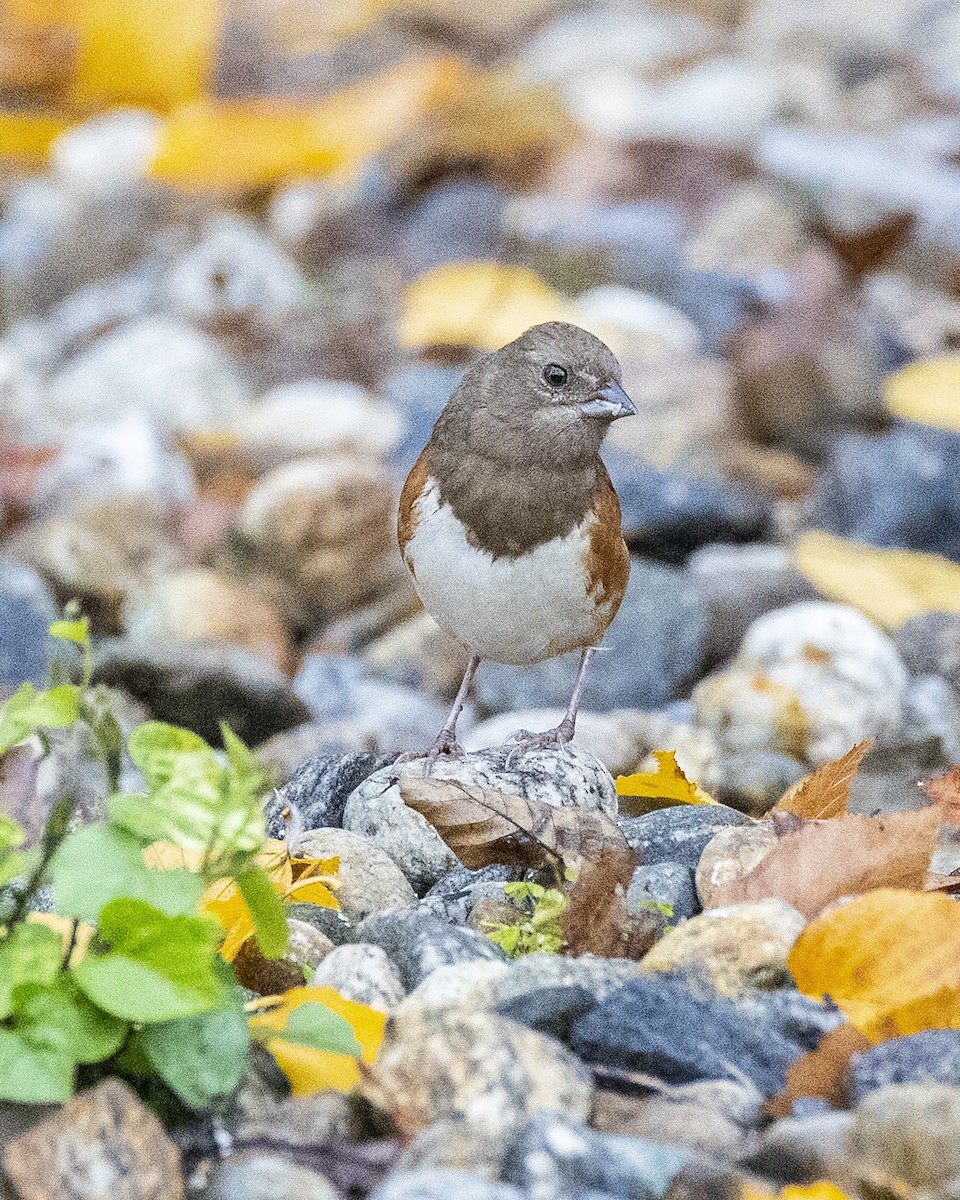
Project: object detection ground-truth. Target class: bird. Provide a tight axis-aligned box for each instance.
[398,320,635,764]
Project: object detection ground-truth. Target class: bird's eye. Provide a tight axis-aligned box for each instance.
[542,363,568,387]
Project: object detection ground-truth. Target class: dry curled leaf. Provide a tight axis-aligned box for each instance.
[789,888,960,1040]
[399,776,631,874]
[773,739,873,821]
[920,765,960,825]
[560,847,648,960]
[765,1022,872,1119]
[707,805,941,919]
[616,750,717,817]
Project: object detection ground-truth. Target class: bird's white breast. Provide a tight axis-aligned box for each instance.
[403,479,609,665]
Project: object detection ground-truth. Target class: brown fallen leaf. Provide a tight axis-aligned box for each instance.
[920,764,960,825]
[772,739,873,821]
[764,1022,872,1119]
[561,847,649,960]
[707,805,941,919]
[788,888,960,1039]
[399,777,631,874]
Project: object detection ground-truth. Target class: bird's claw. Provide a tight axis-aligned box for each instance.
[420,729,465,776]
[503,722,574,768]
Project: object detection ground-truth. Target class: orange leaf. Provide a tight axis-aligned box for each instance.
[765,1023,872,1118]
[921,765,960,825]
[773,740,873,820]
[789,888,960,1040]
[707,806,940,919]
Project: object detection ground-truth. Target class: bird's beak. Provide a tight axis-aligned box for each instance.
[579,381,636,420]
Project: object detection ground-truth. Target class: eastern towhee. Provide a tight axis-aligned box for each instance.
[398,321,635,762]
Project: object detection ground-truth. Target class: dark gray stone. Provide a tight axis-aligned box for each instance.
[385,363,466,474]
[0,559,58,688]
[850,1031,960,1102]
[421,864,520,926]
[738,989,844,1052]
[569,976,805,1094]
[369,1169,522,1200]
[265,751,392,835]
[492,984,597,1044]
[897,613,960,691]
[502,1112,690,1200]
[620,805,750,869]
[284,902,356,946]
[708,750,807,816]
[626,863,699,928]
[745,1112,854,1183]
[474,560,709,714]
[92,638,309,748]
[348,905,507,991]
[400,181,505,279]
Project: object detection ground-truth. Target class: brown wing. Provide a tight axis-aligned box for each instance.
[397,445,430,564]
[586,461,629,629]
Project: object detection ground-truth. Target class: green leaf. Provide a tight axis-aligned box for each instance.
[72,899,224,1023]
[0,684,80,754]
[51,824,205,923]
[0,849,34,889]
[127,723,213,790]
[278,1001,362,1058]
[0,814,24,854]
[0,1026,73,1102]
[139,1001,249,1108]
[0,923,66,1019]
[13,979,127,1064]
[48,617,90,648]
[235,864,288,958]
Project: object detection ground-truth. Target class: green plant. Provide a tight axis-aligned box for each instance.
[484,881,567,958]
[0,614,365,1111]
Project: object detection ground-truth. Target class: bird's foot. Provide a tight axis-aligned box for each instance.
[504,720,575,768]
[414,728,466,776]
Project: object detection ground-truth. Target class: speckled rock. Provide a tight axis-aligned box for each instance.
[850,1031,960,1102]
[696,603,909,765]
[48,317,249,438]
[847,1083,960,1188]
[368,1169,522,1200]
[349,906,507,991]
[400,960,510,1013]
[343,746,617,892]
[307,943,406,1014]
[641,899,806,997]
[695,823,778,908]
[395,1118,505,1180]
[620,804,751,870]
[203,1152,338,1200]
[265,752,393,832]
[489,952,646,1011]
[421,865,519,926]
[626,863,700,929]
[294,828,416,921]
[361,1006,593,1140]
[238,457,395,616]
[747,1111,853,1183]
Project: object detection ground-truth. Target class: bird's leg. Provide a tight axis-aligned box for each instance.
[506,647,595,757]
[419,653,480,773]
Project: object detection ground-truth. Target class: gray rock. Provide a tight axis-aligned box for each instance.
[283,902,355,946]
[92,639,308,748]
[308,944,406,1013]
[898,674,960,764]
[696,824,778,908]
[0,559,59,687]
[349,906,507,991]
[848,1083,960,1188]
[361,1007,592,1140]
[368,1169,522,1200]
[422,865,520,926]
[569,975,804,1094]
[688,544,818,669]
[395,1118,505,1180]
[490,952,647,1010]
[746,1111,854,1183]
[265,752,392,833]
[294,828,416,921]
[626,863,699,929]
[850,1031,960,1102]
[620,804,750,869]
[897,613,960,692]
[203,1153,337,1200]
[502,1111,690,1200]
[401,181,505,278]
[474,560,709,713]
[704,749,807,817]
[737,989,844,1052]
[343,746,617,892]
[400,961,509,1014]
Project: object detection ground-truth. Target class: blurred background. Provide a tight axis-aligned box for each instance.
[0,0,959,813]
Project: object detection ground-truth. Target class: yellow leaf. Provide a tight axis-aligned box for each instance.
[149,57,462,190]
[290,854,340,883]
[885,355,960,431]
[794,531,960,629]
[743,1182,860,1200]
[400,261,579,351]
[285,877,339,908]
[0,112,68,162]
[788,889,960,1041]
[72,0,222,110]
[615,750,717,815]
[248,985,385,1095]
